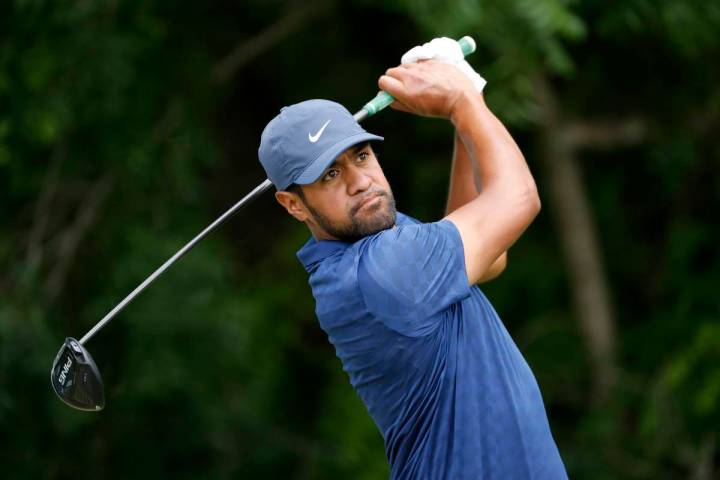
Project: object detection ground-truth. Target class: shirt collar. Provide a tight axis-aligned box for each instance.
[296,236,350,273]
[295,212,412,274]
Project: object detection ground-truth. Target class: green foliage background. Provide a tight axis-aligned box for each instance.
[1,0,718,478]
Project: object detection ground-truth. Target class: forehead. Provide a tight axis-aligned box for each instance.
[302,142,378,191]
[336,142,371,161]
[319,142,372,173]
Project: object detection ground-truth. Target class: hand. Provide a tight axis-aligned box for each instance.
[401,37,486,93]
[378,60,478,119]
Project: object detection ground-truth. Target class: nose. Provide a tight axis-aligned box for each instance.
[346,164,372,196]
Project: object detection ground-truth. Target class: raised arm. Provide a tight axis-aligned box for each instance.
[379,61,539,285]
[446,130,508,283]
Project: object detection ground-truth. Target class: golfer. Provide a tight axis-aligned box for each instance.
[258,46,567,479]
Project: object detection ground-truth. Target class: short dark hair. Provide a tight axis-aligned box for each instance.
[285,183,305,200]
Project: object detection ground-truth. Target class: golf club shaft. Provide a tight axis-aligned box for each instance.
[79,35,477,345]
[79,178,273,345]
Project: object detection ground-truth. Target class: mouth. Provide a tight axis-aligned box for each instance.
[355,193,383,212]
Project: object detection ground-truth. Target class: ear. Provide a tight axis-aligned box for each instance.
[275,190,310,222]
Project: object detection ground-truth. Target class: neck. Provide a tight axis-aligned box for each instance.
[307,222,338,242]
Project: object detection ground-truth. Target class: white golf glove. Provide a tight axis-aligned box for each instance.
[401,37,486,93]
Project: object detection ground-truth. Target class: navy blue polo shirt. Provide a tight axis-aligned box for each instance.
[297,212,567,480]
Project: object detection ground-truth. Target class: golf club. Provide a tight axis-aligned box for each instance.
[50,36,477,411]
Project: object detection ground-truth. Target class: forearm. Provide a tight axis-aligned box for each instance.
[450,93,538,208]
[445,131,481,215]
[477,251,507,283]
[445,97,515,282]
[445,92,540,281]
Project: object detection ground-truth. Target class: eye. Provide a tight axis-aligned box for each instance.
[322,169,339,181]
[357,150,369,162]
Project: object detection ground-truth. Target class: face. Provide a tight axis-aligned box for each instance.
[276,143,396,242]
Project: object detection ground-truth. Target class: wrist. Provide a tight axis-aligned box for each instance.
[450,91,488,129]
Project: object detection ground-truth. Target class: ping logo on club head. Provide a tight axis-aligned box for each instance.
[58,357,73,386]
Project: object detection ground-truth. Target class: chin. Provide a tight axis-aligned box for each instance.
[359,206,396,235]
[311,193,397,243]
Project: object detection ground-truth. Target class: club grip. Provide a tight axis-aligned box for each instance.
[357,36,476,120]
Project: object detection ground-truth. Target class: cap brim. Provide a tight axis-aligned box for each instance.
[293,132,384,186]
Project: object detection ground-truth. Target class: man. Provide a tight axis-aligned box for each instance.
[258,54,567,479]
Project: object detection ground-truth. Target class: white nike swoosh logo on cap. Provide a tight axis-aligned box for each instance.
[308,119,331,143]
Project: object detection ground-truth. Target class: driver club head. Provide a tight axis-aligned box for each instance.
[50,337,105,411]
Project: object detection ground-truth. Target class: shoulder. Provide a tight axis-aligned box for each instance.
[358,218,464,267]
[352,218,471,336]
[395,211,422,226]
[357,219,468,306]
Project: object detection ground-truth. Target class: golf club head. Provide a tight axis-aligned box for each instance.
[50,337,105,411]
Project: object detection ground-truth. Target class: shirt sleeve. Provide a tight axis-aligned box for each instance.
[357,219,472,337]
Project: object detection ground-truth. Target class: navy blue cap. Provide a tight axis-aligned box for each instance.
[258,99,384,190]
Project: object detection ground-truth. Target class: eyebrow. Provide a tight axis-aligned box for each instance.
[349,143,368,155]
[323,143,369,173]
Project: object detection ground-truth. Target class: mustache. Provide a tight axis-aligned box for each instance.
[349,190,389,217]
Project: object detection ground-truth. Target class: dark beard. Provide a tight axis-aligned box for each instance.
[305,189,397,243]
